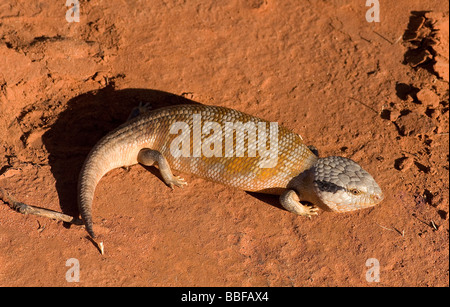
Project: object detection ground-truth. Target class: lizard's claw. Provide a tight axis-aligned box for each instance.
[127,102,153,121]
[302,205,319,218]
[137,102,152,113]
[167,176,187,189]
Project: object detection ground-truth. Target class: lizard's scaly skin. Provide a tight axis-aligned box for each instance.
[78,104,383,238]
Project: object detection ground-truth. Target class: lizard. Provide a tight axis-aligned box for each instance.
[78,103,384,238]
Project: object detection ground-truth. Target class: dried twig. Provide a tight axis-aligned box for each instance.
[349,97,378,114]
[373,30,394,44]
[430,220,438,230]
[0,187,83,225]
[377,223,394,231]
[1,187,105,255]
[377,223,405,236]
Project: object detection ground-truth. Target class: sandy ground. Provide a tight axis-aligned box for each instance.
[0,0,448,287]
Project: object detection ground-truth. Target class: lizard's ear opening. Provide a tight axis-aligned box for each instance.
[312,156,383,212]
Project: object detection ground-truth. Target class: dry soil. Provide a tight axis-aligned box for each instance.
[0,0,448,286]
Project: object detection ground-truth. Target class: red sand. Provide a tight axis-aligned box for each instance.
[0,0,448,286]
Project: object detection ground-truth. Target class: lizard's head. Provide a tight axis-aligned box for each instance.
[312,156,383,212]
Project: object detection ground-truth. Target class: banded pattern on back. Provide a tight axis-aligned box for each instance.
[133,104,317,193]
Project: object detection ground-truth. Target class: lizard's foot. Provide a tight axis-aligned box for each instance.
[137,102,152,113]
[279,189,319,218]
[127,102,152,121]
[138,148,187,189]
[293,203,319,218]
[167,175,187,189]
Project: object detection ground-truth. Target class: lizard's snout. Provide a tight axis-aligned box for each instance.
[372,191,384,203]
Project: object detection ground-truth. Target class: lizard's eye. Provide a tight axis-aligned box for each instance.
[349,188,361,195]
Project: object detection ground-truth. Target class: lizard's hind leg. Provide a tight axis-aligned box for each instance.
[138,148,187,189]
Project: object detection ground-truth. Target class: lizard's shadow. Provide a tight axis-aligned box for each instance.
[246,192,285,211]
[42,86,197,228]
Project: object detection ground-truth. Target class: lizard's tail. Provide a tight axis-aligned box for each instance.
[77,118,145,239]
[77,126,141,239]
[78,156,102,238]
[77,141,122,239]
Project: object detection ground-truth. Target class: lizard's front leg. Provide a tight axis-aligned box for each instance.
[137,148,187,189]
[280,189,318,217]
